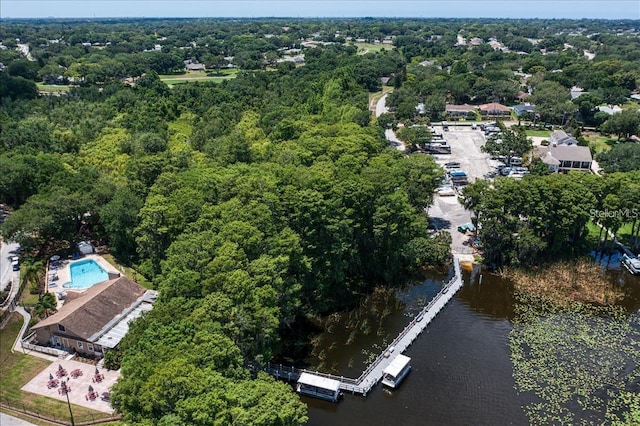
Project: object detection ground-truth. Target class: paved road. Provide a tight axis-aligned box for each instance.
[0,412,37,426]
[1,241,20,302]
[376,94,406,151]
[375,93,388,117]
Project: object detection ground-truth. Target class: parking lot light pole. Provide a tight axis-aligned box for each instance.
[61,380,75,426]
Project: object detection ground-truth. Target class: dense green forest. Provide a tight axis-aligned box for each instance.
[461,172,640,266]
[1,18,640,425]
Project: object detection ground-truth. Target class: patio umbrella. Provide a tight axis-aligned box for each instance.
[58,364,63,371]
[50,255,61,262]
[95,367,100,375]
[49,373,54,380]
[88,385,94,392]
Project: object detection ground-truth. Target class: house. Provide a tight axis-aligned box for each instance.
[31,277,157,358]
[537,145,592,173]
[445,104,477,119]
[570,86,588,100]
[597,105,623,115]
[512,104,535,117]
[479,103,511,117]
[184,59,205,71]
[549,130,578,146]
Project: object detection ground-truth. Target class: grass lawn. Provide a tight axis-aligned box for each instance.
[36,84,71,93]
[620,101,640,111]
[525,129,551,137]
[350,42,391,54]
[159,69,238,86]
[587,220,637,248]
[0,314,113,424]
[101,254,153,289]
[584,132,615,154]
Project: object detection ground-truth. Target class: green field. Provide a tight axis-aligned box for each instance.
[159,69,239,86]
[350,42,391,54]
[525,129,551,137]
[36,84,71,93]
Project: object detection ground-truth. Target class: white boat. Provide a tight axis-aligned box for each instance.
[621,254,640,275]
[296,372,342,402]
[382,354,412,388]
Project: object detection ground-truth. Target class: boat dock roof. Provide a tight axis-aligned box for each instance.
[298,372,341,391]
[383,354,411,378]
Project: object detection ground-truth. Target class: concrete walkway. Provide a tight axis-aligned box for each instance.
[0,412,37,426]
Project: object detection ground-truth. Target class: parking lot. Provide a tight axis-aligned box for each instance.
[427,124,496,255]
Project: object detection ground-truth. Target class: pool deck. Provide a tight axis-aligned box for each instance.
[47,255,120,309]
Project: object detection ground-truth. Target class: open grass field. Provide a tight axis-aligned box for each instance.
[159,69,238,86]
[350,42,392,54]
[36,84,71,93]
[525,129,551,137]
[0,314,114,424]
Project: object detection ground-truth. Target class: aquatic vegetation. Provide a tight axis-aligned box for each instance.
[503,259,624,307]
[510,294,640,425]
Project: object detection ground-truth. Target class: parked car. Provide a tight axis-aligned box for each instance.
[500,167,512,176]
[509,157,523,166]
[12,261,20,271]
[437,186,456,196]
[445,161,461,169]
[458,223,476,233]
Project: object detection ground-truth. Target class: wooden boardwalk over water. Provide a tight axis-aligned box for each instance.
[264,256,465,396]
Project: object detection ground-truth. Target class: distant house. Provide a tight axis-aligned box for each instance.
[31,277,157,358]
[479,103,511,117]
[184,59,205,71]
[537,145,593,173]
[570,86,588,100]
[549,130,578,146]
[597,105,623,115]
[512,104,535,117]
[445,104,477,119]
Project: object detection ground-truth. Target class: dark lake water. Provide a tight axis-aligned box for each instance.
[303,261,640,426]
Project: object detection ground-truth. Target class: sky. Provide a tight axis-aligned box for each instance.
[1,0,639,20]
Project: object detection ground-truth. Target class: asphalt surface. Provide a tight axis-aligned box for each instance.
[427,124,496,253]
[1,241,20,303]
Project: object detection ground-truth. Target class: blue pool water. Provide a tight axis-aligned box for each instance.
[64,259,109,289]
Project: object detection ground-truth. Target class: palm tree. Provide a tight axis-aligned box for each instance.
[22,260,45,296]
[33,293,57,319]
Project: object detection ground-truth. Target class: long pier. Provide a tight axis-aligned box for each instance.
[263,256,465,396]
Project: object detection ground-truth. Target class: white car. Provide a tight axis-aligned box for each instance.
[437,186,457,196]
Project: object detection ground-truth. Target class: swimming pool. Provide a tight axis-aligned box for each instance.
[64,259,109,289]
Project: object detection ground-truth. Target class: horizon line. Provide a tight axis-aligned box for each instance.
[2,16,639,20]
